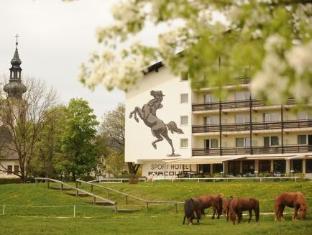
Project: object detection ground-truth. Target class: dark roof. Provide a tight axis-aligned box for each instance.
[0,125,18,160]
[143,61,164,75]
[0,125,12,144]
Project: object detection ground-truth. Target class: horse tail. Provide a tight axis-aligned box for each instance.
[167,121,184,134]
[184,198,194,224]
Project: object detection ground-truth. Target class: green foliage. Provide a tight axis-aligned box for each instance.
[105,150,125,177]
[30,105,67,178]
[97,104,140,176]
[61,98,99,179]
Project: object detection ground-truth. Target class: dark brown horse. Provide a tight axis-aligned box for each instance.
[229,197,260,224]
[197,194,223,219]
[183,198,202,225]
[275,192,308,221]
[222,196,233,221]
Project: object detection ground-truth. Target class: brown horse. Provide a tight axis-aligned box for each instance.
[229,197,260,224]
[183,198,202,225]
[222,197,233,221]
[197,194,223,219]
[275,192,308,221]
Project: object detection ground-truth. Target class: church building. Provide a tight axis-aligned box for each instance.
[0,41,27,179]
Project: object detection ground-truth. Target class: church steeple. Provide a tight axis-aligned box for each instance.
[3,36,27,99]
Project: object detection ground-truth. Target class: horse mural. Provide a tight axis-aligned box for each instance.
[129,90,184,156]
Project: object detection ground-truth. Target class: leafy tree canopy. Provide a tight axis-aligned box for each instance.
[61,98,99,179]
[79,0,312,104]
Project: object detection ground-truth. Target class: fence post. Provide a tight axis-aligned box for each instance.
[146,202,149,211]
[175,203,178,213]
[2,205,5,216]
[61,183,63,191]
[125,196,128,205]
[73,205,76,218]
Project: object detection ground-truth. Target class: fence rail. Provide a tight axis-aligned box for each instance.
[89,177,147,183]
[77,179,183,212]
[35,177,116,207]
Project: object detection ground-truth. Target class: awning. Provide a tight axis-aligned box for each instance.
[164,156,244,165]
[287,154,312,160]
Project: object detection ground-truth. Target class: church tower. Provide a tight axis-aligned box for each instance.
[3,39,27,99]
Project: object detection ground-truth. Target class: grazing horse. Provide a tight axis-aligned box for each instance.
[222,197,233,221]
[197,194,223,219]
[129,90,183,156]
[183,198,202,225]
[229,197,260,224]
[275,192,308,221]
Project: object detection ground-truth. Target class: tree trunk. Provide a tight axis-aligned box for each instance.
[127,162,140,184]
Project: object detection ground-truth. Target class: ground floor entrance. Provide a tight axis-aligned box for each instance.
[141,157,312,178]
[224,158,312,176]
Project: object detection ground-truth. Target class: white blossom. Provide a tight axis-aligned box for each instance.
[286,41,312,75]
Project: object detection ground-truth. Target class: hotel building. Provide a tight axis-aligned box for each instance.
[125,62,312,178]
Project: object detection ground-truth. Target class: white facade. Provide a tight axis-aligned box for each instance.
[0,159,19,179]
[125,65,312,178]
[125,67,192,165]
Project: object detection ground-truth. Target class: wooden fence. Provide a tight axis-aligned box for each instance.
[35,177,117,210]
[77,179,183,212]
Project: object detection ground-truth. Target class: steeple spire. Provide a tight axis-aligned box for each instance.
[3,37,27,99]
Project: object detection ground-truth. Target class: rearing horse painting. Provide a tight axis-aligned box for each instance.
[129,90,184,156]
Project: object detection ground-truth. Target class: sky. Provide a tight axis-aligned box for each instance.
[0,0,127,120]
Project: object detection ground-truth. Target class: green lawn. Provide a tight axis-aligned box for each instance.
[0,181,311,235]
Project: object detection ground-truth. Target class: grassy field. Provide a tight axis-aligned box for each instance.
[0,181,311,235]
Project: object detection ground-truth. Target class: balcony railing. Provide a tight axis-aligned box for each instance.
[192,120,312,133]
[192,145,312,156]
[192,99,295,112]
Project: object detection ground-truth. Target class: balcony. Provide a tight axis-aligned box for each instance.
[192,145,312,156]
[192,120,312,133]
[192,99,295,112]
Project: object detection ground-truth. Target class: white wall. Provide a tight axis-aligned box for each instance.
[0,160,19,179]
[125,67,192,163]
[142,162,197,178]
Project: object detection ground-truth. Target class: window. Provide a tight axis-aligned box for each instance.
[235,91,250,101]
[236,137,251,148]
[298,135,307,145]
[180,138,188,148]
[264,136,279,147]
[180,116,188,125]
[235,113,250,124]
[204,94,216,104]
[298,112,311,120]
[210,139,219,149]
[180,94,188,104]
[14,165,19,174]
[263,112,280,122]
[204,116,219,125]
[7,165,12,174]
[271,136,279,146]
[205,139,218,149]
